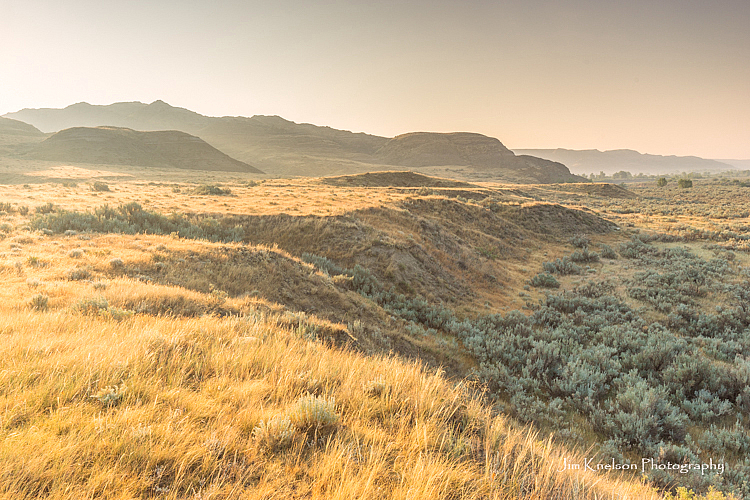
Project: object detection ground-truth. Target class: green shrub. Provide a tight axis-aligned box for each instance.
[657,177,668,187]
[543,256,583,275]
[569,234,591,248]
[678,179,693,189]
[600,244,618,259]
[530,272,560,288]
[570,248,600,263]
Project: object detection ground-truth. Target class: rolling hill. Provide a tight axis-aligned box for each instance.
[0,116,47,155]
[5,101,582,182]
[25,126,263,173]
[377,132,583,183]
[0,116,45,137]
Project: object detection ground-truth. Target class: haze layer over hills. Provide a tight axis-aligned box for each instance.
[0,117,44,137]
[24,127,262,173]
[515,148,737,176]
[4,101,583,182]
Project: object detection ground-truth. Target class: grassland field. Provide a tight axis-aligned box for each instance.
[1,162,749,499]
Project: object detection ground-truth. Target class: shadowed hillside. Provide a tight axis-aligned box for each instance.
[25,126,263,173]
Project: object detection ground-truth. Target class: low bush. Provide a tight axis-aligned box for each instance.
[29,293,49,311]
[191,185,231,196]
[569,234,591,248]
[570,248,600,263]
[31,202,245,243]
[288,395,339,432]
[543,256,583,275]
[252,416,296,450]
[530,272,560,288]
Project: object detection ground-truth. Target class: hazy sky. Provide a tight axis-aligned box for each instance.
[2,0,749,158]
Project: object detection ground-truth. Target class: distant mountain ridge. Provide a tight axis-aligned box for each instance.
[25,126,262,173]
[514,148,736,176]
[4,101,583,183]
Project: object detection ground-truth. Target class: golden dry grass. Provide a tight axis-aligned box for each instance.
[0,307,665,500]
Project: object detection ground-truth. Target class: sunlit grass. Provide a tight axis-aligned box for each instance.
[0,306,665,499]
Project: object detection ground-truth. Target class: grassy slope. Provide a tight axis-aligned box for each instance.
[0,235,661,499]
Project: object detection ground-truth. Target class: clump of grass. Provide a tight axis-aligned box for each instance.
[288,394,339,432]
[29,293,49,311]
[91,281,107,291]
[109,257,124,269]
[363,378,388,397]
[66,266,92,281]
[68,249,83,258]
[91,181,110,192]
[35,202,56,214]
[252,415,296,450]
[25,278,42,289]
[90,384,126,406]
[73,296,109,315]
[26,256,46,267]
[73,295,132,321]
